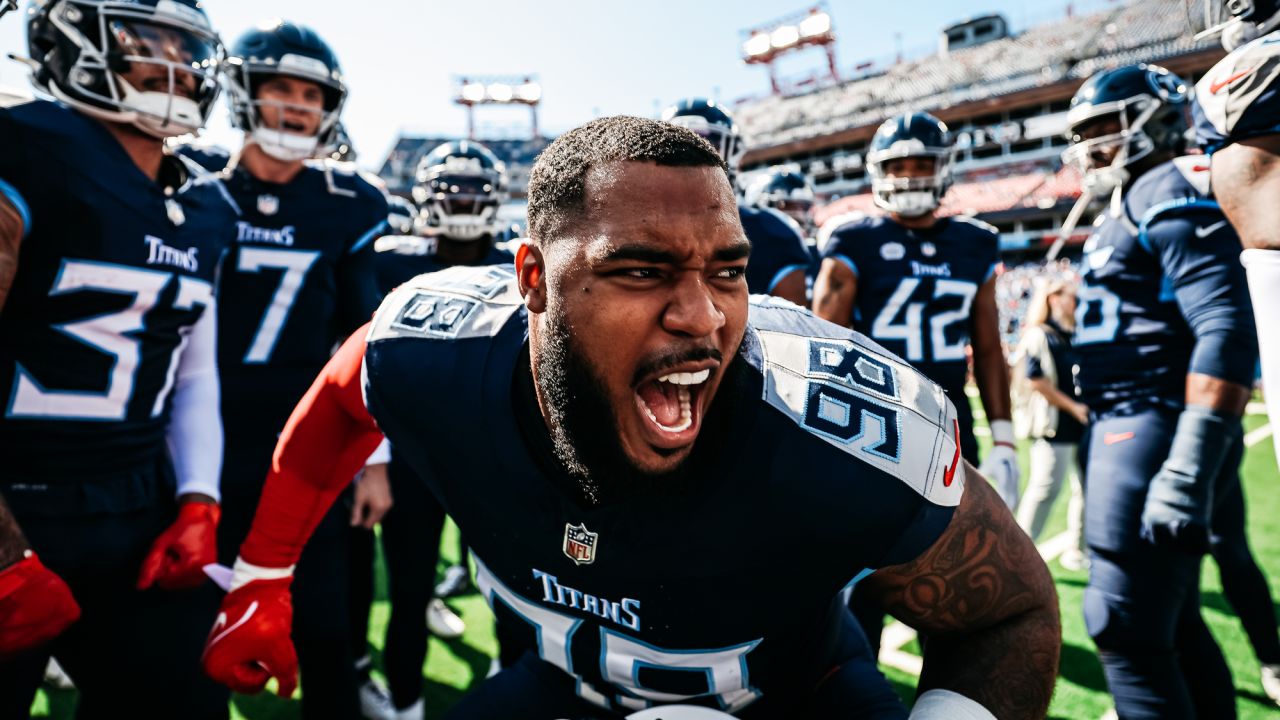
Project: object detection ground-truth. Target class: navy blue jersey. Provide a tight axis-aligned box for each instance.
[1073,157,1255,413]
[740,205,812,295]
[816,213,998,397]
[372,235,515,297]
[360,267,964,715]
[1194,32,1280,154]
[0,100,236,479]
[177,146,386,429]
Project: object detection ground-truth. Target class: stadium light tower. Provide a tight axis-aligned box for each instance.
[453,75,542,140]
[740,4,838,96]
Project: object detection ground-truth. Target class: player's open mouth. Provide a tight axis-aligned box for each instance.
[633,366,713,449]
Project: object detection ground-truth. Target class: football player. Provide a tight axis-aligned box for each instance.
[1191,4,1280,461]
[0,1,235,716]
[811,113,1020,656]
[1064,63,1261,719]
[200,115,1060,720]
[176,19,388,720]
[663,99,813,306]
[363,141,516,719]
[744,169,817,238]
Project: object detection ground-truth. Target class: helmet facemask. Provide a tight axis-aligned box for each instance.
[224,55,345,162]
[667,115,745,171]
[1187,0,1280,50]
[39,1,221,138]
[1062,96,1162,196]
[412,167,506,242]
[867,144,952,217]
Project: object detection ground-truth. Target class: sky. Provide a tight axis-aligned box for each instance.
[0,0,1124,170]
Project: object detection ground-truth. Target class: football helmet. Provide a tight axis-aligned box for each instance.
[411,141,507,241]
[26,0,222,138]
[1188,0,1280,50]
[866,112,954,217]
[1062,64,1189,196]
[325,121,356,163]
[223,20,346,162]
[745,169,815,231]
[661,97,745,171]
[385,194,418,236]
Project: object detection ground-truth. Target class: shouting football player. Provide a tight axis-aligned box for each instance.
[176,19,389,720]
[200,116,1060,720]
[1064,63,1261,719]
[0,1,235,716]
[663,99,814,306]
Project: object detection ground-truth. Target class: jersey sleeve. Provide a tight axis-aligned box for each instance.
[1140,204,1258,387]
[816,217,863,277]
[238,325,385,568]
[752,209,813,293]
[1194,34,1280,153]
[336,189,391,336]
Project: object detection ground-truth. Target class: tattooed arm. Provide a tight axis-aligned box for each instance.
[860,464,1061,718]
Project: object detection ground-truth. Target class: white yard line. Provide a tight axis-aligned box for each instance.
[1246,401,1268,416]
[877,530,1073,676]
[1244,423,1273,449]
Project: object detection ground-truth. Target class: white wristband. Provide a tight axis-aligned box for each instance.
[909,689,997,720]
[989,418,1015,446]
[230,556,295,592]
[364,437,391,466]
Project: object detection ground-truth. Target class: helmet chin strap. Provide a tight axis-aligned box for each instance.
[1222,17,1261,50]
[887,191,940,217]
[250,126,319,162]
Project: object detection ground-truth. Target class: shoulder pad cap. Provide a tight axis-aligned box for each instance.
[950,214,998,236]
[368,265,523,343]
[747,300,965,507]
[815,211,870,255]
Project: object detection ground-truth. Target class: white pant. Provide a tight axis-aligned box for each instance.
[1015,438,1084,552]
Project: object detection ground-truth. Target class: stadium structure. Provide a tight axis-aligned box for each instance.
[735,0,1224,261]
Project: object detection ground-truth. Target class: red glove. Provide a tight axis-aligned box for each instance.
[137,500,220,590]
[202,576,298,697]
[0,552,81,661]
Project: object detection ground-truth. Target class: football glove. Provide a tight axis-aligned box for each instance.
[202,558,298,697]
[137,500,220,590]
[1141,405,1241,554]
[0,551,81,661]
[979,419,1020,509]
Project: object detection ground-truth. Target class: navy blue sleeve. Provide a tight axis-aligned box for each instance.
[749,210,812,293]
[817,226,860,277]
[337,191,390,335]
[1142,208,1258,387]
[1026,353,1046,380]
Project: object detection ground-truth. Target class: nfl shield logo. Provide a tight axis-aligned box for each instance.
[921,242,937,257]
[563,522,598,565]
[257,194,280,216]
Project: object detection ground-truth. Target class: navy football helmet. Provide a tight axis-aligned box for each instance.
[866,112,954,217]
[26,0,223,138]
[744,169,815,231]
[224,20,346,161]
[1188,0,1280,49]
[1062,64,1189,195]
[661,98,745,171]
[411,141,507,241]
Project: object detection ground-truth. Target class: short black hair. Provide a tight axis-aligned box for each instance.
[526,115,729,242]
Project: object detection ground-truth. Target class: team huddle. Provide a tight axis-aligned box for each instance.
[0,1,1277,719]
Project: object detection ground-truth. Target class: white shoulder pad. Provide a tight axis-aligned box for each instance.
[815,211,867,255]
[950,214,998,236]
[1171,155,1213,197]
[367,264,522,343]
[1195,34,1280,140]
[754,327,965,507]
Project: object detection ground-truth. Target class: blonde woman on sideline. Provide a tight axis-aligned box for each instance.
[1013,278,1089,570]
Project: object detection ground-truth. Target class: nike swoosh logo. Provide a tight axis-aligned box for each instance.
[943,419,962,487]
[1196,220,1229,238]
[208,601,259,647]
[1103,431,1135,445]
[1210,68,1255,94]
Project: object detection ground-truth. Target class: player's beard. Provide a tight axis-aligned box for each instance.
[535,309,723,505]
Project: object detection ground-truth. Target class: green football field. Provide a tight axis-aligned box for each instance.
[29,399,1280,719]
